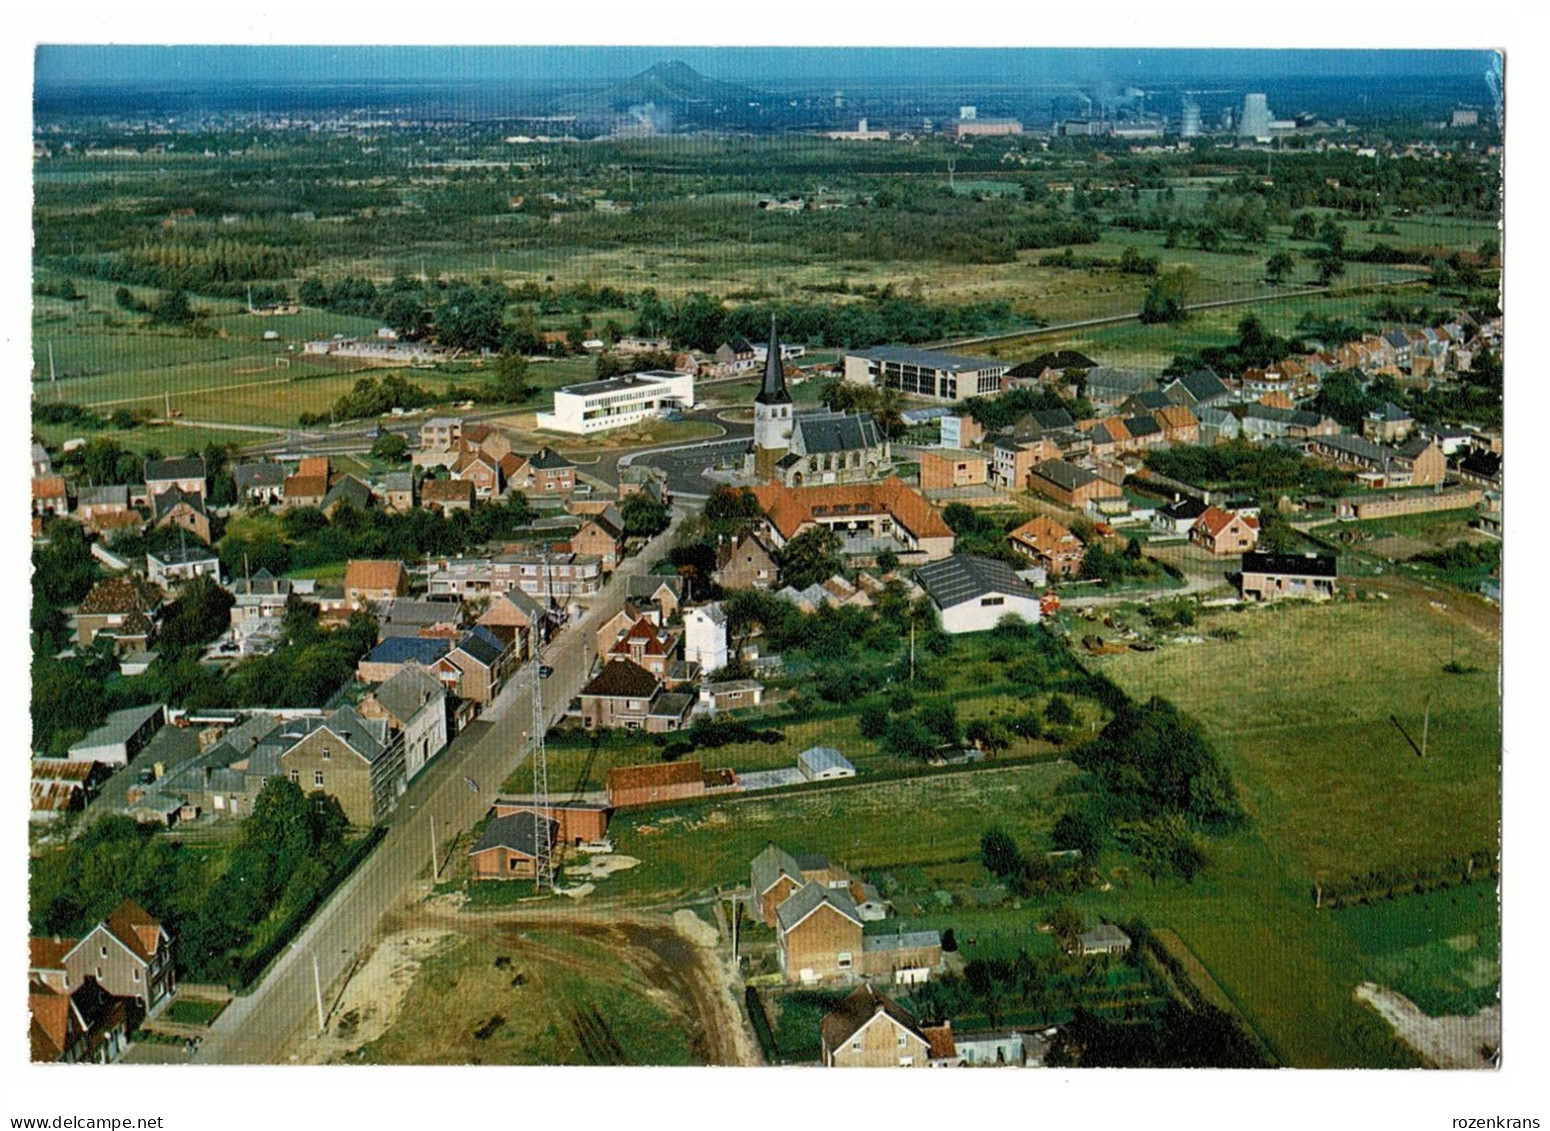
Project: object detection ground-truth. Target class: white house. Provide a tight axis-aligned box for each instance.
[843,347,1007,402]
[913,555,1044,635]
[535,370,695,435]
[683,603,729,674]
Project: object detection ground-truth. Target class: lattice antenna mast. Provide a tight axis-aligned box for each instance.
[531,644,553,892]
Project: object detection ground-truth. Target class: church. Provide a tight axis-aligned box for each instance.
[745,321,891,487]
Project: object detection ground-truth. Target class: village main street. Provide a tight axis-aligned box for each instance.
[127,514,688,1065]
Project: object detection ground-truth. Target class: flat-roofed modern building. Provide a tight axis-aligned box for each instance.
[843,347,1007,402]
[536,370,695,434]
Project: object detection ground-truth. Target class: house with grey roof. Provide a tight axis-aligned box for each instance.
[1083,367,1161,411]
[468,811,559,881]
[1196,406,1241,445]
[359,662,449,781]
[1163,368,1233,409]
[233,461,286,506]
[277,704,404,827]
[1073,923,1132,957]
[1240,405,1338,443]
[915,554,1043,635]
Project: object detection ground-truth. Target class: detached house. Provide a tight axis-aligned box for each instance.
[233,461,286,506]
[29,898,175,1021]
[714,530,779,591]
[152,486,212,544]
[143,456,206,504]
[1190,506,1259,556]
[76,576,162,651]
[344,559,411,605]
[1008,516,1085,578]
[468,811,559,882]
[821,984,940,1068]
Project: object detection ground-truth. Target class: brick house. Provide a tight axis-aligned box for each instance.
[751,843,808,927]
[625,575,685,619]
[143,457,206,504]
[580,659,664,730]
[436,625,515,705]
[421,476,475,513]
[1008,516,1085,577]
[33,475,70,518]
[29,978,129,1063]
[468,810,559,881]
[453,449,503,500]
[1190,506,1260,556]
[603,616,681,679]
[29,898,175,1021]
[152,487,212,544]
[1026,460,1125,508]
[714,530,779,591]
[821,984,933,1068]
[344,559,411,604]
[776,883,866,983]
[570,508,625,572]
[1238,551,1337,601]
[492,799,611,846]
[75,576,162,651]
[383,471,415,512]
[605,758,711,808]
[510,448,576,494]
[749,477,955,563]
[919,449,989,491]
[277,705,405,827]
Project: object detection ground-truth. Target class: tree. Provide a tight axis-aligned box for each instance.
[882,714,938,761]
[858,702,889,739]
[494,352,537,402]
[981,828,1024,879]
[1312,249,1346,286]
[918,701,960,745]
[1317,218,1346,255]
[1265,251,1296,285]
[1291,212,1317,241]
[1053,809,1106,860]
[157,575,237,651]
[149,290,196,326]
[1049,901,1085,947]
[1139,269,1191,324]
[620,493,670,538]
[371,432,410,462]
[776,526,843,589]
[1044,694,1075,726]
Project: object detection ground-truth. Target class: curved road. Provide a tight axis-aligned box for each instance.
[152,514,687,1065]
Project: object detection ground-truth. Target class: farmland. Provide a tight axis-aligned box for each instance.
[1091,581,1500,883]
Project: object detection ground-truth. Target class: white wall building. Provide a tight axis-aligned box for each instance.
[843,347,1007,402]
[914,555,1044,635]
[536,370,695,435]
[683,603,729,674]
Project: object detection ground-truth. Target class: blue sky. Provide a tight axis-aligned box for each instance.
[34,45,1500,88]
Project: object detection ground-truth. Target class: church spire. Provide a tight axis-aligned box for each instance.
[755,316,792,406]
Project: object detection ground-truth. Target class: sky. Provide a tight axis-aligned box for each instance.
[34,45,1501,89]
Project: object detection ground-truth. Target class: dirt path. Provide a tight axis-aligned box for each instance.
[297,929,461,1064]
[1355,983,1500,1069]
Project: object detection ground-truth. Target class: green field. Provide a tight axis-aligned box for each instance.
[1093,585,1501,883]
[600,762,1077,902]
[1335,882,1500,1017]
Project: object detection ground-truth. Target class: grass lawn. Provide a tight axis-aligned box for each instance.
[1333,881,1500,1018]
[599,762,1077,903]
[166,998,227,1026]
[1093,588,1500,884]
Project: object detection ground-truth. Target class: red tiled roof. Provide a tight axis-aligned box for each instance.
[344,559,409,594]
[29,985,72,1061]
[923,1023,957,1061]
[78,576,161,616]
[29,937,74,971]
[32,476,68,500]
[1009,516,1081,557]
[296,456,330,479]
[421,478,474,503]
[1193,506,1238,537]
[750,477,951,542]
[284,474,329,499]
[606,760,704,794]
[103,897,163,963]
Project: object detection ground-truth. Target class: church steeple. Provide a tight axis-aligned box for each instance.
[755,317,792,406]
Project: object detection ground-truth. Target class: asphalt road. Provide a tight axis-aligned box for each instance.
[149,513,687,1065]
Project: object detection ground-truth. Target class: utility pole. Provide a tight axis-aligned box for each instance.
[312,953,325,1034]
[909,619,916,684]
[1420,695,1432,759]
[48,342,56,382]
[429,812,439,882]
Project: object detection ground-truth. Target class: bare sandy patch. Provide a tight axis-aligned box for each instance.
[299,929,461,1063]
[1355,982,1500,1069]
